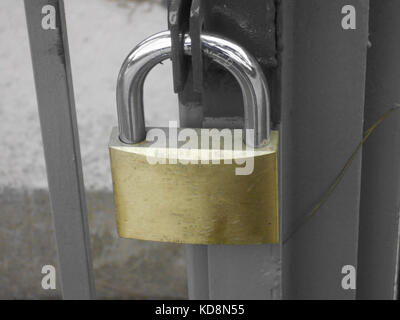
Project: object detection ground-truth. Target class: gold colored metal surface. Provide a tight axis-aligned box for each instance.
[109,127,279,244]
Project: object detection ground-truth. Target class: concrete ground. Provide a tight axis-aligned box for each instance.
[0,0,186,299]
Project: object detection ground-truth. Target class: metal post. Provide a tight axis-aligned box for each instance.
[185,246,209,299]
[357,0,400,300]
[182,0,280,300]
[280,0,370,299]
[24,0,95,299]
[208,245,280,300]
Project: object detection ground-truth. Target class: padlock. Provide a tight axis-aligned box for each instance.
[109,31,279,244]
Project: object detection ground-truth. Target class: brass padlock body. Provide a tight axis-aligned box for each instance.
[109,127,279,245]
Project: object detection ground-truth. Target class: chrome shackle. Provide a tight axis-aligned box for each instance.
[116,30,271,148]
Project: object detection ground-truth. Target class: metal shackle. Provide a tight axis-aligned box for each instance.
[116,30,271,148]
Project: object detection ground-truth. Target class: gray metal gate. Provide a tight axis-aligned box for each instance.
[24,0,400,300]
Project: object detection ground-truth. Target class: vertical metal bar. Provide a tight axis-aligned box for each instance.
[185,246,209,299]
[183,0,279,300]
[357,0,400,300]
[204,119,280,299]
[201,0,280,300]
[24,0,95,299]
[208,245,280,300]
[280,0,370,299]
[168,0,192,93]
[181,72,209,300]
